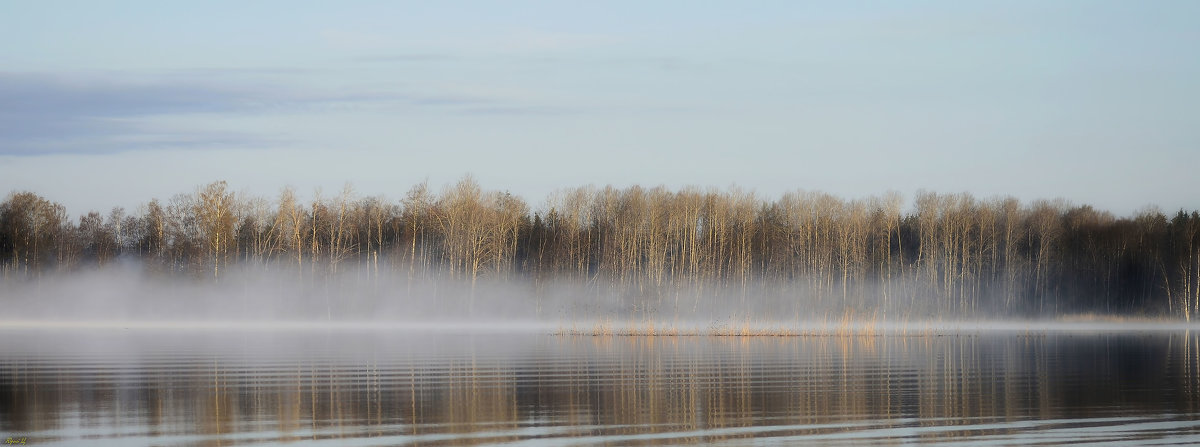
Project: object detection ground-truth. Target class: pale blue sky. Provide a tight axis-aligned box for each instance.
[1,1,1197,216]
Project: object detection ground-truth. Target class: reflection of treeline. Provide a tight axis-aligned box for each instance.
[5,336,1199,440]
[2,177,1199,318]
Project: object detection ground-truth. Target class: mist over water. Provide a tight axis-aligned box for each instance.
[1,261,1196,332]
[2,264,547,325]
[0,261,1007,329]
[4,238,1200,446]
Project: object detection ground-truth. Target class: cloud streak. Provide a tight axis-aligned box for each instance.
[0,71,530,156]
[0,72,284,155]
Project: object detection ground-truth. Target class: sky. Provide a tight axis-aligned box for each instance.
[0,1,1197,217]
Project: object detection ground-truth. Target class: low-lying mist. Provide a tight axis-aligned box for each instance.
[4,261,1193,334]
[1,263,544,325]
[0,262,857,327]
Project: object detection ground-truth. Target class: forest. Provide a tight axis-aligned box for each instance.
[2,177,1199,320]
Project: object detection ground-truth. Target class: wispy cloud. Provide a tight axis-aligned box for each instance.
[0,71,517,156]
[0,72,268,155]
[0,72,249,117]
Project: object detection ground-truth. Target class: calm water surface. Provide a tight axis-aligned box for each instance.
[3,328,1200,446]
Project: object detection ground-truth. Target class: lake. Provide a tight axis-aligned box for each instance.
[3,326,1200,446]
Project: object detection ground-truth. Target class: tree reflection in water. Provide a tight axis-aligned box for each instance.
[2,331,1200,445]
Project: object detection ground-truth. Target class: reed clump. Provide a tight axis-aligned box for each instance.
[1057,313,1160,323]
[554,312,902,337]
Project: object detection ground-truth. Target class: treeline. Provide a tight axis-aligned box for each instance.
[2,178,1199,320]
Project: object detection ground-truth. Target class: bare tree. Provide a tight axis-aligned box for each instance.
[195,181,237,279]
[402,182,434,282]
